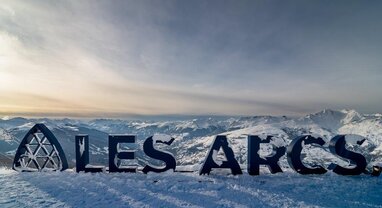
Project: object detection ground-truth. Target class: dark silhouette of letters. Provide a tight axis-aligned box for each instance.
[199,135,242,175]
[75,135,105,173]
[287,135,327,175]
[109,135,137,173]
[247,135,286,175]
[13,124,68,172]
[329,135,367,175]
[142,136,176,174]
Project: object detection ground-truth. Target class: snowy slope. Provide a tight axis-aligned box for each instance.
[0,167,381,208]
[1,110,382,208]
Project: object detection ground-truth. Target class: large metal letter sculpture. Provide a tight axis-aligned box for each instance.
[75,135,105,173]
[199,135,242,175]
[329,135,367,175]
[13,124,68,172]
[109,135,137,173]
[142,135,176,174]
[247,135,286,175]
[287,135,327,175]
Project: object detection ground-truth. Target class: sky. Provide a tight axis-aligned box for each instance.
[0,0,382,118]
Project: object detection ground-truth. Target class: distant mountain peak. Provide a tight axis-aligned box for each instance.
[340,109,363,124]
[1,116,10,121]
[306,109,342,119]
[304,109,363,131]
[309,109,362,119]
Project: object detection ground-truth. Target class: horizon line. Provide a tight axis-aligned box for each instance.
[0,108,376,121]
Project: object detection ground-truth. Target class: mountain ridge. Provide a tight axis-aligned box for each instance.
[1,109,381,171]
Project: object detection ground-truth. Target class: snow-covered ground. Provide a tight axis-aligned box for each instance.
[0,167,381,208]
[1,109,382,207]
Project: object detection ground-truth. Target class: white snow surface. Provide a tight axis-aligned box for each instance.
[1,109,382,207]
[0,167,381,208]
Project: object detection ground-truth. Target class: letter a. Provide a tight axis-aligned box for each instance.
[199,135,242,175]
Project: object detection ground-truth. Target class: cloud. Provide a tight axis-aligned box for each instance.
[0,0,382,117]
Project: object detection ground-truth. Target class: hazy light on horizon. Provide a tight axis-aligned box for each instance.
[1,1,382,118]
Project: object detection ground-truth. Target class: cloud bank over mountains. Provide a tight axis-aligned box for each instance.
[1,1,382,117]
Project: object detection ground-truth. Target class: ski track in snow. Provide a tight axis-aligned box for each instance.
[1,168,382,208]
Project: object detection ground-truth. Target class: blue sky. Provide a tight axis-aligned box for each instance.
[0,1,381,117]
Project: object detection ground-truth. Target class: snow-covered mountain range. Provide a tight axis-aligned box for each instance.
[1,109,382,171]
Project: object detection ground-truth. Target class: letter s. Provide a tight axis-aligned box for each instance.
[329,135,367,175]
[142,136,176,174]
